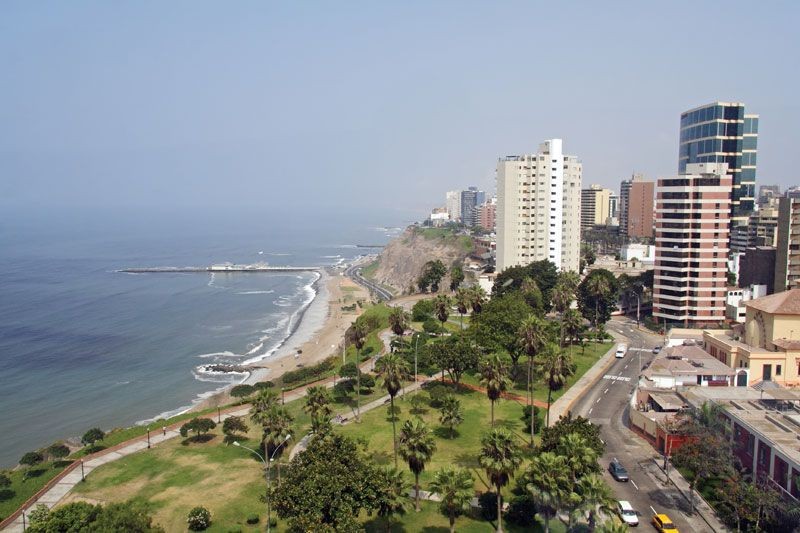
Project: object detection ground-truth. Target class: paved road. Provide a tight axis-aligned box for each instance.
[571,318,716,532]
[344,262,393,301]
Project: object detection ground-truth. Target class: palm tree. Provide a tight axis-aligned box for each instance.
[539,343,574,427]
[399,417,437,512]
[249,388,278,417]
[454,288,470,330]
[596,519,629,533]
[376,467,410,532]
[430,467,475,533]
[584,274,610,340]
[303,385,332,434]
[563,308,584,355]
[556,432,599,484]
[388,306,410,337]
[524,451,569,533]
[479,354,510,427]
[577,473,616,531]
[347,319,369,420]
[433,294,451,331]
[255,404,293,456]
[438,395,464,438]
[376,353,411,468]
[478,428,522,533]
[468,285,487,314]
[517,315,549,445]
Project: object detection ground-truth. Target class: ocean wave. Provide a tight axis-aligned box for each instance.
[196,350,238,359]
[237,290,275,295]
[246,341,265,355]
[322,255,342,258]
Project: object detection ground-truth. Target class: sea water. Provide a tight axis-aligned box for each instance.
[0,206,408,467]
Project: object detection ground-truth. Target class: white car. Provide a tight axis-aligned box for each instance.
[618,500,639,526]
[615,344,627,358]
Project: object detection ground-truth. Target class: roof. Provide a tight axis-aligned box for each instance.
[745,288,800,315]
[772,338,800,351]
[649,392,687,411]
[644,345,736,378]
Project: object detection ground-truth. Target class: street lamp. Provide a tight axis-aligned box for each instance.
[233,434,291,533]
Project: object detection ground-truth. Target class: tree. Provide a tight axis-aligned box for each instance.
[556,432,600,483]
[523,451,569,533]
[493,260,559,310]
[479,428,522,533]
[517,315,549,445]
[454,287,470,329]
[375,468,410,532]
[27,501,163,533]
[672,432,733,513]
[250,388,279,415]
[411,298,434,321]
[596,520,629,533]
[260,406,294,456]
[81,427,105,446]
[399,418,437,512]
[538,343,575,427]
[222,416,249,442]
[273,433,381,530]
[47,443,70,459]
[0,472,11,488]
[563,308,585,351]
[520,277,544,313]
[19,451,43,467]
[304,385,333,434]
[418,260,448,292]
[539,413,604,456]
[431,467,474,533]
[375,353,410,468]
[449,264,465,292]
[179,417,216,440]
[347,319,369,420]
[230,384,255,400]
[479,354,511,426]
[433,294,451,329]
[388,306,410,336]
[468,292,531,360]
[468,285,487,314]
[438,395,464,438]
[577,269,618,335]
[427,335,480,384]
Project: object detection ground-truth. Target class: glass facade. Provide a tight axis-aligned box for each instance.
[678,102,758,220]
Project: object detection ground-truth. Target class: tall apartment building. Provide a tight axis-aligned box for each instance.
[730,206,779,252]
[653,163,732,327]
[445,191,462,222]
[580,185,612,229]
[679,102,758,226]
[758,185,781,209]
[609,192,619,219]
[775,197,800,292]
[477,202,496,232]
[619,174,655,238]
[496,139,581,273]
[460,187,486,227]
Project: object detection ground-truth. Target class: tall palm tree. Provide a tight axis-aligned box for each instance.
[563,308,584,355]
[478,428,522,533]
[303,385,332,434]
[376,353,410,468]
[556,432,599,483]
[399,418,437,512]
[468,285,487,314]
[577,473,616,531]
[347,319,369,420]
[596,519,630,533]
[249,388,278,417]
[376,467,410,533]
[539,343,575,427]
[254,404,294,456]
[430,467,475,533]
[388,306,410,337]
[454,288,470,330]
[524,451,570,533]
[433,294,451,331]
[479,354,511,427]
[438,394,464,438]
[517,315,549,445]
[584,274,610,340]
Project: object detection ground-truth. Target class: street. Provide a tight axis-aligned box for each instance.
[571,318,715,532]
[344,261,394,301]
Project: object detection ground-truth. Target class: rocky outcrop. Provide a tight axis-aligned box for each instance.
[368,227,473,295]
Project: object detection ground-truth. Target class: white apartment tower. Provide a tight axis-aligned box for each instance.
[445,190,462,222]
[496,139,582,273]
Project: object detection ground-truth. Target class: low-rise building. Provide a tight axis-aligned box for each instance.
[726,285,768,323]
[429,208,450,227]
[621,243,655,264]
[642,344,737,388]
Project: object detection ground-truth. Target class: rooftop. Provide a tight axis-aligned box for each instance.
[644,345,736,379]
[745,288,800,315]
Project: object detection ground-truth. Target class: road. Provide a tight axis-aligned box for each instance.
[571,318,714,532]
[344,262,394,301]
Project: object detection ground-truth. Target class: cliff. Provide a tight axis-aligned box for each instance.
[366,227,474,294]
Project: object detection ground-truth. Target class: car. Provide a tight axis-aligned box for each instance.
[617,500,638,527]
[651,513,679,533]
[615,344,627,358]
[652,345,662,354]
[608,459,629,481]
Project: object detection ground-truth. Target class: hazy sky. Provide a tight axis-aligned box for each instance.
[1,1,798,216]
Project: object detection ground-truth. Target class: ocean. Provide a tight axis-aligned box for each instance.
[0,206,409,467]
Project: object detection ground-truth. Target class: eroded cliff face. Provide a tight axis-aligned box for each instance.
[368,227,473,294]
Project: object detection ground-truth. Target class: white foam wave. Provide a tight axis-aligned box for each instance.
[196,351,238,359]
[322,255,342,258]
[237,290,275,295]
[246,341,265,355]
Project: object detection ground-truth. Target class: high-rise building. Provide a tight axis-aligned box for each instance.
[580,185,612,230]
[460,187,486,227]
[730,206,779,252]
[786,187,800,200]
[758,185,781,208]
[619,174,654,238]
[679,102,758,227]
[774,197,800,292]
[496,139,581,273]
[445,191,461,222]
[653,163,732,327]
[609,192,619,219]
[477,202,496,232]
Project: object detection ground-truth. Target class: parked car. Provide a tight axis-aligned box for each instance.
[651,513,679,533]
[617,500,638,526]
[652,345,662,354]
[615,344,627,358]
[608,459,629,481]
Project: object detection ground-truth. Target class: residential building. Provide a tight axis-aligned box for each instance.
[460,187,486,227]
[679,101,759,227]
[621,243,655,263]
[731,206,779,252]
[653,162,732,328]
[726,285,768,323]
[581,184,612,230]
[775,197,800,292]
[619,174,655,238]
[758,185,781,209]
[641,344,737,388]
[477,202,496,232]
[445,190,462,222]
[609,192,619,219]
[496,139,581,273]
[429,208,450,227]
[786,187,800,200]
[740,246,777,294]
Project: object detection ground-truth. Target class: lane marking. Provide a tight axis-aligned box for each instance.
[604,388,609,394]
[600,438,605,444]
[602,374,632,382]
[596,398,601,404]
[631,479,639,490]
[588,407,593,415]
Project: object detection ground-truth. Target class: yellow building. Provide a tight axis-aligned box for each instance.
[704,289,800,387]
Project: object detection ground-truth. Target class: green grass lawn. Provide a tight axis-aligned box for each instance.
[0,463,71,521]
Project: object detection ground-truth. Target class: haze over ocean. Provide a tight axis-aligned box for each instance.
[0,206,409,467]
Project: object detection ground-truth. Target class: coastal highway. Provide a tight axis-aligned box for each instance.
[571,319,713,532]
[344,262,394,301]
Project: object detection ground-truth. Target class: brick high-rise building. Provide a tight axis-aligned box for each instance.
[653,163,732,327]
[477,202,496,232]
[775,197,800,292]
[619,174,655,238]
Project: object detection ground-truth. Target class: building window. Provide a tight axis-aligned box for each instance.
[777,364,782,376]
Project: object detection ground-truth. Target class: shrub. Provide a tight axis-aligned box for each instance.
[246,514,259,524]
[187,506,211,531]
[359,374,376,391]
[506,494,536,526]
[422,318,444,335]
[339,362,358,378]
[47,443,70,459]
[522,405,544,434]
[81,428,105,446]
[478,491,498,520]
[28,504,50,524]
[254,380,274,390]
[19,451,43,467]
[281,357,336,386]
[268,516,278,528]
[412,299,435,321]
[84,444,106,454]
[229,384,254,399]
[426,383,451,408]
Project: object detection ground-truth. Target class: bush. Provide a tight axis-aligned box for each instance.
[187,506,211,531]
[84,444,106,454]
[47,443,70,459]
[28,503,50,524]
[422,318,444,335]
[245,514,259,524]
[81,428,105,446]
[281,357,336,386]
[426,383,451,408]
[19,451,43,466]
[412,299,434,321]
[506,494,536,526]
[359,374,376,391]
[478,491,498,520]
[229,384,254,399]
[268,516,278,527]
[522,405,544,434]
[254,381,274,390]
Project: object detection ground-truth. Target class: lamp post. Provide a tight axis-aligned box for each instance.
[233,435,291,533]
[146,427,151,449]
[80,459,85,482]
[414,333,419,384]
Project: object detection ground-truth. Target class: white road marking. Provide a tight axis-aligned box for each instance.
[604,388,609,394]
[631,479,639,490]
[600,438,605,444]
[596,398,601,404]
[650,505,657,516]
[603,374,632,382]
[588,408,593,415]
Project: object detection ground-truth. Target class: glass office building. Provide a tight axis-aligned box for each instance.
[679,102,758,225]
